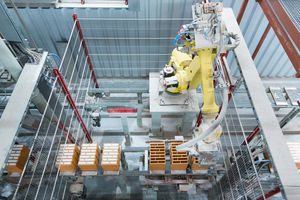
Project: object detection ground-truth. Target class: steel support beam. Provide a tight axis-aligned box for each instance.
[137,106,143,126]
[85,103,149,112]
[268,0,300,51]
[88,88,149,96]
[121,115,131,146]
[108,113,135,147]
[223,8,300,199]
[256,0,300,77]
[236,0,249,25]
[0,54,45,176]
[252,23,271,60]
[137,93,143,103]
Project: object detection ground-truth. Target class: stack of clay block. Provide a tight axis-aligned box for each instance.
[55,144,79,172]
[191,157,208,171]
[287,142,300,169]
[5,144,30,174]
[149,143,166,171]
[78,143,101,172]
[169,143,188,171]
[101,143,121,171]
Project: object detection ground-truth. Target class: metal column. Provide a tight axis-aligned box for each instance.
[223,8,300,199]
[121,115,131,146]
[137,106,143,127]
[181,113,196,134]
[151,113,162,136]
[109,112,136,146]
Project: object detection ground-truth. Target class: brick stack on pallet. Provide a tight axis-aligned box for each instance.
[78,143,101,172]
[169,143,188,171]
[287,142,300,169]
[55,144,79,172]
[5,144,30,175]
[149,143,166,171]
[101,143,121,171]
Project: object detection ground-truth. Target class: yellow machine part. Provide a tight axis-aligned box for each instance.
[166,48,219,114]
[166,48,192,93]
[169,48,192,69]
[165,47,222,142]
[198,48,219,114]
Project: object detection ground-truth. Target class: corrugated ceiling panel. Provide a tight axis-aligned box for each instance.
[7,0,296,78]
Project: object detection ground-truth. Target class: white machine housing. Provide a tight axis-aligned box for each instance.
[192,3,223,50]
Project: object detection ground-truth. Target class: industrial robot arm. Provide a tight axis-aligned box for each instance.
[158,2,239,155]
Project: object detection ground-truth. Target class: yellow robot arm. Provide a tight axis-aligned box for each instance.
[197,48,219,114]
[164,47,219,114]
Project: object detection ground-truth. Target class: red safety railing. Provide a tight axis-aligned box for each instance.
[73,14,99,88]
[53,68,93,143]
[242,125,260,145]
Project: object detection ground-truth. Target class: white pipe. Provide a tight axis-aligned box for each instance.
[0,39,22,81]
[176,76,229,152]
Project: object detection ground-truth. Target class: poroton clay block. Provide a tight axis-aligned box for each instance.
[12,144,30,154]
[101,143,121,171]
[59,144,80,154]
[78,143,101,171]
[102,153,120,161]
[169,143,188,170]
[7,155,27,166]
[191,157,208,170]
[5,144,30,173]
[5,162,24,173]
[55,144,79,172]
[171,159,188,170]
[170,152,187,161]
[149,143,166,170]
[150,143,165,151]
[287,142,300,169]
[101,155,120,170]
[101,158,120,171]
[55,161,77,172]
[78,159,99,171]
[103,143,121,154]
[169,143,182,150]
[149,157,166,170]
